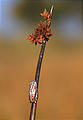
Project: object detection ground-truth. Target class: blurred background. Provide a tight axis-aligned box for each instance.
[0,0,83,120]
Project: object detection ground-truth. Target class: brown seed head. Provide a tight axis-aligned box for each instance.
[26,9,52,45]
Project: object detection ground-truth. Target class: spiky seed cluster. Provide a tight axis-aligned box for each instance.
[41,9,51,21]
[26,9,52,45]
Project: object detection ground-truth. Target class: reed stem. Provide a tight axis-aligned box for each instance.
[29,5,54,120]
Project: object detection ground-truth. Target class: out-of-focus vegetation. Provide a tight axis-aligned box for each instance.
[0,0,83,120]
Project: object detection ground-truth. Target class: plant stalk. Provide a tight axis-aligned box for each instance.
[29,5,54,120]
[29,42,46,120]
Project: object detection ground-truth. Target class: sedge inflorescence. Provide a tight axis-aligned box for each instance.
[26,9,52,45]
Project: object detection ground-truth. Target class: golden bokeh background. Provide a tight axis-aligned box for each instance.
[0,0,83,120]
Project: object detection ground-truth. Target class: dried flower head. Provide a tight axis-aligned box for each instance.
[26,8,52,45]
[41,9,51,21]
